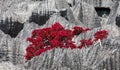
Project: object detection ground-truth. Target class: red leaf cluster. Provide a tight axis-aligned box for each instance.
[73,26,91,35]
[94,30,108,41]
[25,22,108,61]
[80,38,93,47]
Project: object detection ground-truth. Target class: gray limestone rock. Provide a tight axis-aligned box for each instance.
[0,0,120,70]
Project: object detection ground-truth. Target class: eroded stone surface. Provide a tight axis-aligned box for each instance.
[0,0,120,70]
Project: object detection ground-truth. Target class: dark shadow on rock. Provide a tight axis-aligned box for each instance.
[29,10,69,26]
[68,3,72,7]
[0,48,9,61]
[0,18,24,38]
[60,9,69,20]
[116,15,120,27]
[29,12,52,26]
[95,7,111,17]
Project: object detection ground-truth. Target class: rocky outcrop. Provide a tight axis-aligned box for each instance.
[0,0,120,70]
[0,62,27,70]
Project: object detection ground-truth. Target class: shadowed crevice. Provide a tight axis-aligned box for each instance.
[116,15,120,27]
[29,12,51,26]
[95,7,111,17]
[29,10,69,26]
[60,9,69,20]
[0,18,24,38]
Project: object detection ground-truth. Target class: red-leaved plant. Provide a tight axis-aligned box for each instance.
[94,30,108,41]
[25,22,108,61]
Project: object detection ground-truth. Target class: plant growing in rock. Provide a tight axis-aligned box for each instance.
[25,22,108,61]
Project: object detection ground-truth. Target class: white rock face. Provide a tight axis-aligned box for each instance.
[0,0,120,70]
[0,62,27,70]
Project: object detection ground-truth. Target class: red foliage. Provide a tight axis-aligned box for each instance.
[73,26,83,35]
[80,38,93,47]
[78,45,83,49]
[25,44,35,60]
[73,26,91,35]
[94,30,108,41]
[25,22,108,61]
[83,28,91,33]
[25,52,34,61]
[50,40,63,48]
[52,22,64,31]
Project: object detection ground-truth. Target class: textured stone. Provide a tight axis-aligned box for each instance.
[0,0,120,70]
